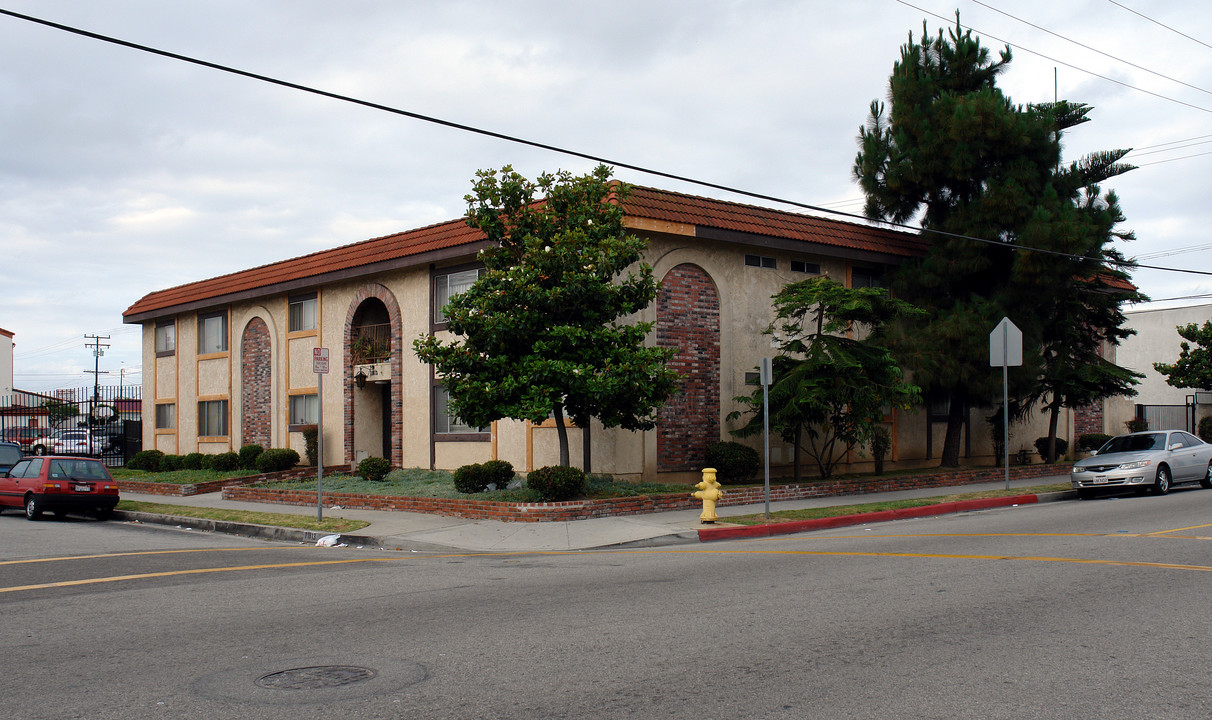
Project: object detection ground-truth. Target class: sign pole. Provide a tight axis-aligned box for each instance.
[1003,328,1010,491]
[317,371,324,521]
[312,347,330,522]
[760,357,772,519]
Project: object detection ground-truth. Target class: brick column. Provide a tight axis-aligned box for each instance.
[656,264,720,473]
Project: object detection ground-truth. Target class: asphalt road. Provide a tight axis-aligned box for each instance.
[3,487,1211,719]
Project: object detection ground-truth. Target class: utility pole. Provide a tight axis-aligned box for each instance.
[84,334,110,412]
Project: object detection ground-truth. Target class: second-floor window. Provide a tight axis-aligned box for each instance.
[434,267,482,325]
[198,311,228,354]
[155,321,175,355]
[289,293,318,332]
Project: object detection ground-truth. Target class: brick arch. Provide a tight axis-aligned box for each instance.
[240,317,273,449]
[656,264,721,473]
[344,283,404,467]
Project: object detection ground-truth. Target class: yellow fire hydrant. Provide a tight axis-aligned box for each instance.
[692,468,724,523]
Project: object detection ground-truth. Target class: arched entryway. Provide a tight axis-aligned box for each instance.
[240,317,272,449]
[344,285,403,467]
[655,264,721,473]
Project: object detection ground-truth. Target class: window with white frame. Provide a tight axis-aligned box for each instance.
[288,293,318,333]
[155,320,175,355]
[198,311,228,354]
[433,385,486,434]
[155,403,176,430]
[289,393,319,426]
[434,267,483,324]
[198,400,229,437]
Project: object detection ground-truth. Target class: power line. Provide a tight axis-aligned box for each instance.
[2,7,1210,279]
[974,0,1212,98]
[1105,0,1212,52]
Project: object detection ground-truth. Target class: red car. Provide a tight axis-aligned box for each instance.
[0,455,120,521]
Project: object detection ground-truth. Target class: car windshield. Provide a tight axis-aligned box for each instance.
[0,445,21,466]
[1101,433,1165,454]
[47,459,110,480]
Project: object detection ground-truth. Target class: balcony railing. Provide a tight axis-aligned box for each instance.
[349,323,392,364]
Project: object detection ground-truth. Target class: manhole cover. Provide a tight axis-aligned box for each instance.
[256,665,377,690]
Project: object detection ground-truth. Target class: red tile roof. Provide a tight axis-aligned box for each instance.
[123,186,926,321]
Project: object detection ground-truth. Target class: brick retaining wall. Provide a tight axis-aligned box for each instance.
[220,463,1071,522]
[118,464,352,497]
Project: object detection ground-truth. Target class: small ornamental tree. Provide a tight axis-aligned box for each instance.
[730,277,922,479]
[1154,320,1212,391]
[414,165,679,467]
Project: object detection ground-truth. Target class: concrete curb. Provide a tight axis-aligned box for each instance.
[696,490,1079,542]
[113,510,386,548]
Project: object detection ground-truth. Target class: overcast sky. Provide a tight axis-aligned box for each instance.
[1,0,1209,393]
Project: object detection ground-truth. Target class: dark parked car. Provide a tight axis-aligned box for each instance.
[0,455,120,520]
[0,441,22,475]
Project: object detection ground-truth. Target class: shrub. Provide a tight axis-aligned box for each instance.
[182,452,207,470]
[301,425,318,466]
[357,456,392,483]
[1033,436,1069,462]
[1126,417,1149,433]
[210,451,241,472]
[1200,417,1212,444]
[160,454,184,472]
[526,465,587,501]
[870,426,891,475]
[1077,433,1112,452]
[256,448,300,473]
[126,449,163,472]
[482,459,515,488]
[238,444,264,470]
[453,463,493,494]
[705,441,760,484]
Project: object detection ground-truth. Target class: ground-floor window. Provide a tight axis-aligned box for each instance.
[155,402,176,430]
[289,393,318,428]
[433,385,487,436]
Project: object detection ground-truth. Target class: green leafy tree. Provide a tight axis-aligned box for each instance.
[43,399,78,427]
[855,16,1141,466]
[413,165,679,467]
[1154,320,1212,390]
[729,277,922,479]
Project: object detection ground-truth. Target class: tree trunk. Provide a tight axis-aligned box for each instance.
[553,402,570,467]
[1046,399,1061,464]
[940,392,966,467]
[793,425,802,483]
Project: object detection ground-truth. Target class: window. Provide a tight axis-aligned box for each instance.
[198,311,228,354]
[198,400,229,437]
[851,267,885,289]
[791,260,821,274]
[434,385,487,434]
[434,267,483,324]
[289,394,319,426]
[288,293,318,333]
[155,403,176,430]
[745,254,777,269]
[155,320,175,355]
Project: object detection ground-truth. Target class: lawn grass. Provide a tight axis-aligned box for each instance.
[724,482,1071,525]
[116,500,371,533]
[110,467,257,484]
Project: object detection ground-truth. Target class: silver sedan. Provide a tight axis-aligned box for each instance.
[1070,430,1212,498]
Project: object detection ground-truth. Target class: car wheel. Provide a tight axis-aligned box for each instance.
[32,445,46,456]
[1202,463,1212,490]
[1154,465,1171,496]
[24,496,43,520]
[94,508,112,521]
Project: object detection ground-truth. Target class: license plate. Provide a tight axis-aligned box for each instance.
[74,484,92,492]
[1093,475,1108,484]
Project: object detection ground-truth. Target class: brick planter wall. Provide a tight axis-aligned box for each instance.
[221,463,1071,523]
[118,464,352,497]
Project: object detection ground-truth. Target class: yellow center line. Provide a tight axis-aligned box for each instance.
[1146,521,1212,535]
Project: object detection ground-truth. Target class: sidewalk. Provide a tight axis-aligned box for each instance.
[115,474,1075,552]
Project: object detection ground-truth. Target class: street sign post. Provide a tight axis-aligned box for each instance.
[313,348,329,521]
[760,357,773,518]
[989,318,1022,490]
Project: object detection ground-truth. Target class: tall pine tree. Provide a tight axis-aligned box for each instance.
[855,17,1141,466]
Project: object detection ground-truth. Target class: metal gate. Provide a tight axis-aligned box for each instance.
[1136,404,1194,433]
[0,386,141,467]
